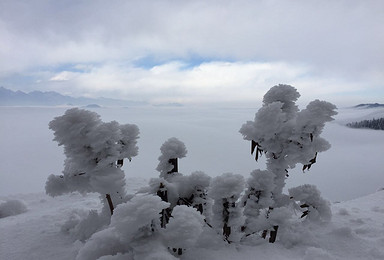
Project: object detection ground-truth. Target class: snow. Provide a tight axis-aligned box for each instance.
[0,199,27,218]
[2,184,384,259]
[0,178,144,260]
[156,137,187,179]
[46,108,139,203]
[235,85,336,244]
[76,194,170,260]
[288,184,332,222]
[209,173,245,243]
[162,205,205,249]
[209,173,245,200]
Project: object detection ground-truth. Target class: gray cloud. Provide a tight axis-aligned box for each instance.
[0,0,383,104]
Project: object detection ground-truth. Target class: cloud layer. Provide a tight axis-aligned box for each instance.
[1,0,383,105]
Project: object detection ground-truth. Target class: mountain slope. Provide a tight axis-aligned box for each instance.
[0,87,146,106]
[354,103,384,109]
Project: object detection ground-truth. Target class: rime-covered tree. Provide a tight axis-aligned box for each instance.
[153,137,188,228]
[156,137,187,180]
[241,169,275,236]
[173,171,212,219]
[161,205,206,256]
[153,140,212,219]
[45,108,139,218]
[289,184,331,222]
[209,173,245,243]
[150,138,212,255]
[76,194,173,260]
[239,84,337,241]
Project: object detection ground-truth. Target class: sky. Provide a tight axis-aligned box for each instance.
[0,0,383,106]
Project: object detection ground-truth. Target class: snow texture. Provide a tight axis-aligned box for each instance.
[156,137,187,179]
[262,84,301,119]
[61,208,110,242]
[46,108,139,208]
[239,84,337,204]
[43,108,140,243]
[209,173,245,243]
[2,187,384,260]
[241,169,275,234]
[146,177,179,207]
[209,173,245,200]
[162,205,205,249]
[76,194,171,260]
[289,184,332,222]
[0,199,27,218]
[110,194,169,240]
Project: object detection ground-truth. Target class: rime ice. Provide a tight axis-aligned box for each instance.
[45,108,139,241]
[239,84,337,241]
[240,84,337,203]
[156,137,187,179]
[40,85,340,259]
[46,108,139,204]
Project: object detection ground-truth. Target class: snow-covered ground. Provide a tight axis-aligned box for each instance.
[0,178,145,260]
[1,180,384,260]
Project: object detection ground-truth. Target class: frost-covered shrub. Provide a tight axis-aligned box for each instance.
[45,174,68,196]
[146,178,175,205]
[46,108,139,240]
[145,177,175,228]
[266,206,293,231]
[209,173,245,243]
[76,228,126,260]
[51,85,338,257]
[240,84,337,204]
[111,194,169,241]
[46,108,139,205]
[289,184,331,222]
[241,169,275,235]
[156,137,187,180]
[239,84,337,242]
[76,194,171,260]
[149,171,211,213]
[151,139,213,231]
[143,139,217,254]
[161,205,205,251]
[173,171,212,220]
[0,199,27,218]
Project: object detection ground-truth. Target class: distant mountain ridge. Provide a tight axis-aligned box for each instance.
[354,103,384,109]
[0,87,146,107]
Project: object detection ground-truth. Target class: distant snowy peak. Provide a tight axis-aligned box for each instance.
[0,86,147,107]
[354,103,384,109]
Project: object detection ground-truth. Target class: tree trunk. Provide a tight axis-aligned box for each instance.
[157,183,170,228]
[269,225,279,243]
[222,198,232,243]
[106,194,114,215]
[168,158,178,173]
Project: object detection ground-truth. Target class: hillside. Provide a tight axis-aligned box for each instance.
[0,87,146,107]
[354,103,384,109]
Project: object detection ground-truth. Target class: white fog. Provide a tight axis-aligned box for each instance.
[1,105,383,201]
